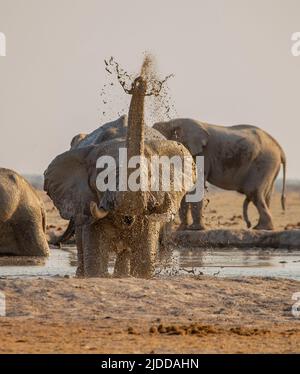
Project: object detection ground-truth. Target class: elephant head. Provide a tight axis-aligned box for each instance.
[153,118,209,156]
[44,70,195,278]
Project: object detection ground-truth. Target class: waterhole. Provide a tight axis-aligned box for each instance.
[0,247,300,280]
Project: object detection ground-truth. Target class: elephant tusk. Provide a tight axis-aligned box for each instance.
[90,201,109,220]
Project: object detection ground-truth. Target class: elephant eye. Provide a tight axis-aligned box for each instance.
[123,216,135,226]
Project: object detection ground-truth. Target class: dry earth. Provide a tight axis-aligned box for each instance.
[0,276,300,353]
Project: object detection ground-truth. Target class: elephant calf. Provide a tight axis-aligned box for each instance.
[0,168,49,256]
[154,119,286,231]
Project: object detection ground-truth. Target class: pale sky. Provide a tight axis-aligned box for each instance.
[0,0,300,178]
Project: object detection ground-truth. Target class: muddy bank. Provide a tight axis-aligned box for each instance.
[173,229,300,249]
[0,276,300,353]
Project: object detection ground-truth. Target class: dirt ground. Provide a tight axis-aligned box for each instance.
[0,276,300,353]
[0,277,300,353]
[0,187,300,353]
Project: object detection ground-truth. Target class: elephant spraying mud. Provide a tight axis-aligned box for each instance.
[44,58,195,277]
[154,119,286,231]
[0,168,49,256]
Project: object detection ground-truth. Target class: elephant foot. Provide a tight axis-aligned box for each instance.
[177,223,189,231]
[113,272,132,278]
[82,267,110,278]
[113,266,131,278]
[130,259,155,279]
[85,272,111,278]
[75,266,85,278]
[114,251,131,277]
[188,223,206,231]
[253,222,274,231]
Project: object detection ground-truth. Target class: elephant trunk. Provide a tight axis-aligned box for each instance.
[126,76,147,159]
[120,74,148,214]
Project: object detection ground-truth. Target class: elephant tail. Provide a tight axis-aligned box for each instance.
[281,152,287,211]
[41,206,47,233]
[243,197,251,229]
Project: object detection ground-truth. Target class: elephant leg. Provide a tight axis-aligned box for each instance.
[243,196,252,229]
[158,222,172,253]
[189,200,206,230]
[252,191,274,230]
[10,210,49,256]
[130,220,160,278]
[114,250,130,277]
[82,222,109,277]
[265,174,277,209]
[265,186,274,209]
[75,226,84,277]
[178,197,190,230]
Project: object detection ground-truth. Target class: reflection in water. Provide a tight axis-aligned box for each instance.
[158,247,300,280]
[0,247,300,280]
[257,249,272,261]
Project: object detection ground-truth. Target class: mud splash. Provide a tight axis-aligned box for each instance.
[100,54,177,125]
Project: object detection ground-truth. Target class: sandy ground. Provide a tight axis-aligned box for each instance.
[0,188,299,353]
[0,276,300,353]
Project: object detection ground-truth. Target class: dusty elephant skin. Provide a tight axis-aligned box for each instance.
[44,63,195,278]
[154,119,286,231]
[0,168,49,256]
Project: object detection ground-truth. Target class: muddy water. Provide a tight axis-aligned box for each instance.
[0,247,300,280]
[161,248,300,280]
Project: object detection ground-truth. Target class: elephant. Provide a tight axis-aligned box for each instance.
[44,76,195,278]
[0,168,49,256]
[153,118,286,231]
[52,115,133,246]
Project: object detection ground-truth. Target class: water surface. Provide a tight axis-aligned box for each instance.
[0,247,300,280]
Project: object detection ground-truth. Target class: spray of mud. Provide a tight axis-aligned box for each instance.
[100,54,177,125]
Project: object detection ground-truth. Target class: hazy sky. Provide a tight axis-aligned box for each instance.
[0,0,300,178]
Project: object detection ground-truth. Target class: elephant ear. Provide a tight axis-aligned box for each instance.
[173,120,209,156]
[44,147,97,224]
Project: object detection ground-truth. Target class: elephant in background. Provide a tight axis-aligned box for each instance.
[153,118,286,231]
[44,76,195,278]
[0,168,49,256]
